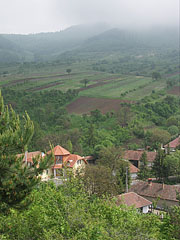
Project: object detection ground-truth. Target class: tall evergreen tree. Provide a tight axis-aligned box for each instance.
[152,149,166,182]
[138,152,149,180]
[0,91,53,213]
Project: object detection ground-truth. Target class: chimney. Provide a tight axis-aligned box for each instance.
[148,178,152,186]
[25,151,28,163]
[162,182,165,189]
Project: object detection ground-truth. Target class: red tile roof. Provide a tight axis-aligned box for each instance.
[52,152,88,169]
[64,154,87,168]
[17,151,42,163]
[129,181,180,202]
[116,192,152,208]
[129,163,139,173]
[47,145,70,156]
[124,150,156,162]
[164,136,180,148]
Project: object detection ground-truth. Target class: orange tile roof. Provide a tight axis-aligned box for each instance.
[129,163,139,173]
[116,192,152,208]
[164,136,180,148]
[47,145,70,156]
[51,154,88,169]
[17,151,42,163]
[129,181,180,202]
[124,150,156,162]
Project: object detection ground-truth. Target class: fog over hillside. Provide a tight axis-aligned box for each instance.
[0,0,178,34]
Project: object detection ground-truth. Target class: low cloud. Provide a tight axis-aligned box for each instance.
[0,0,179,34]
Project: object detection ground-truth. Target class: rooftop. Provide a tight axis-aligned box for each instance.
[116,192,152,208]
[129,163,139,173]
[164,136,180,148]
[17,151,42,163]
[129,181,180,202]
[124,150,156,162]
[47,145,70,156]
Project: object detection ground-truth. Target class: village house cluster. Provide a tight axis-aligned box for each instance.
[21,135,180,213]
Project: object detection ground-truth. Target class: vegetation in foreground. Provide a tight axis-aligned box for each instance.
[0,180,180,240]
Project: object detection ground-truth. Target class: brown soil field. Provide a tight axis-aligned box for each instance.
[66,96,134,114]
[168,86,180,96]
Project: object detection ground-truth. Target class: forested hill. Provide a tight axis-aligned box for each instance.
[0,24,178,63]
[0,35,29,63]
[61,27,179,59]
[1,23,110,62]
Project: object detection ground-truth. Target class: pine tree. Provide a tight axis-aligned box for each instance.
[138,152,149,180]
[0,91,53,213]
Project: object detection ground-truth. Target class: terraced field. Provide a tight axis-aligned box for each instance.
[1,68,172,114]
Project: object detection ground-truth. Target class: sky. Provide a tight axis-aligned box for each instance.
[0,0,179,34]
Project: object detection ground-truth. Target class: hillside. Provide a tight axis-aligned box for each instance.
[0,24,179,64]
[1,23,110,62]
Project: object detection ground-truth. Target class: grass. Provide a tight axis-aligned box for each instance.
[79,76,153,99]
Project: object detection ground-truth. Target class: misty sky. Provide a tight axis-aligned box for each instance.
[0,0,179,34]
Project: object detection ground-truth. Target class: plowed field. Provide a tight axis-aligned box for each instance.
[66,96,134,114]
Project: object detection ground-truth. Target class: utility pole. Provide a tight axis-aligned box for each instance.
[126,167,128,193]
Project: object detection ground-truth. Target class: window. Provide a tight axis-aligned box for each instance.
[77,160,82,165]
[46,170,49,175]
[56,155,63,164]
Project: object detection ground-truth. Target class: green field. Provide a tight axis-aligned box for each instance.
[0,60,178,103]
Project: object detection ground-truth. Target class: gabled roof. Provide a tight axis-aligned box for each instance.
[129,181,180,202]
[124,150,156,162]
[17,151,42,163]
[164,136,180,148]
[52,154,88,169]
[47,145,70,156]
[129,163,139,174]
[116,192,152,208]
[64,154,87,168]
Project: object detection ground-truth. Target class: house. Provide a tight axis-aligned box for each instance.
[124,150,156,168]
[17,151,43,167]
[47,145,88,179]
[116,192,152,214]
[129,162,139,180]
[17,151,51,180]
[129,179,180,210]
[18,145,88,181]
[164,136,180,153]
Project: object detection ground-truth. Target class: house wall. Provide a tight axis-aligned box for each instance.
[142,205,150,214]
[41,168,52,181]
[131,173,138,180]
[73,160,86,175]
[147,162,153,167]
